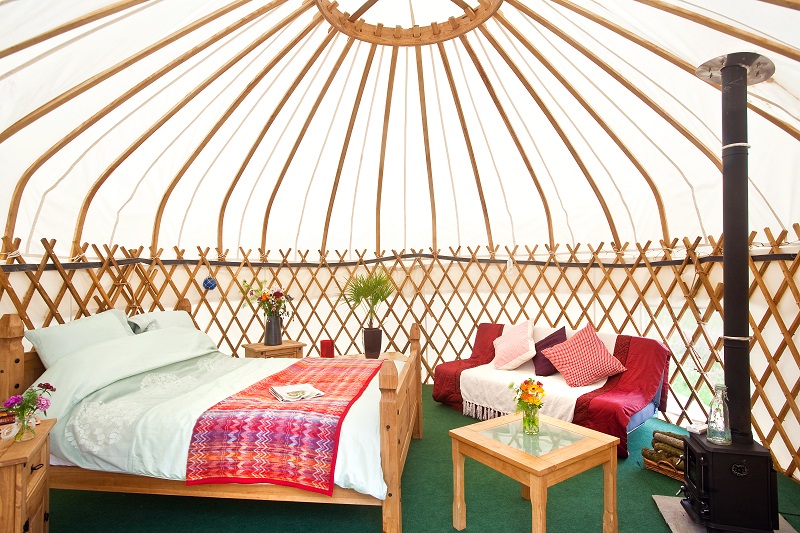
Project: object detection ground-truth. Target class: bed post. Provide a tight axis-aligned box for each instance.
[174,298,191,313]
[410,323,422,439]
[0,314,25,400]
[379,349,401,533]
[379,323,423,533]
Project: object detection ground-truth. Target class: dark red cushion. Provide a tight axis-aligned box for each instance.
[532,327,567,376]
[469,323,505,364]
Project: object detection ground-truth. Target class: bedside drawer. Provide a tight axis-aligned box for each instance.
[25,476,47,533]
[25,440,48,498]
[0,418,55,533]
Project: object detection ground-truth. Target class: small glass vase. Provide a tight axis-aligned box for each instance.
[521,404,540,435]
[14,413,36,442]
[707,384,731,445]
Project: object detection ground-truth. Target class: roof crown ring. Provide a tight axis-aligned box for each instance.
[315,0,504,46]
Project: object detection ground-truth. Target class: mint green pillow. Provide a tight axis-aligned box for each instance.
[24,309,134,368]
[127,310,196,334]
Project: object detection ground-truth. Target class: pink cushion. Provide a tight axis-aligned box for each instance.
[541,324,626,386]
[492,321,534,370]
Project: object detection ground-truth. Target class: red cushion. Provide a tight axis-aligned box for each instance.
[469,323,505,364]
[532,327,567,376]
[541,324,626,387]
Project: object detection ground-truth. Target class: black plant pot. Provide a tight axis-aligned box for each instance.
[363,327,382,359]
[264,316,282,346]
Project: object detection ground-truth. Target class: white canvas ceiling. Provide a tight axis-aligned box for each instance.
[0,0,798,260]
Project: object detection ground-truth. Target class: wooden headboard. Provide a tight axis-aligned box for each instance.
[0,299,192,399]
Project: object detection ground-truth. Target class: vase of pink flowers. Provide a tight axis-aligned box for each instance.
[3,382,55,442]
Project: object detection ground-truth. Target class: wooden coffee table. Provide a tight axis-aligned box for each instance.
[450,413,620,532]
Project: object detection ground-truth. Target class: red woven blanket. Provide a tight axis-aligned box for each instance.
[185,358,383,495]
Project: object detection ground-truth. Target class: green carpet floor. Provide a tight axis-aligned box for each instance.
[49,385,800,532]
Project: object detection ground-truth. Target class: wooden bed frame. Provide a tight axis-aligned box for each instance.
[0,309,423,533]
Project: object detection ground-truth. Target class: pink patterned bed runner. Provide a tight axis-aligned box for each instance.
[186,358,383,495]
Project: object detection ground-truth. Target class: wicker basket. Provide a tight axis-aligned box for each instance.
[643,457,685,482]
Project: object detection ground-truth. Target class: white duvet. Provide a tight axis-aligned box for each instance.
[39,328,389,499]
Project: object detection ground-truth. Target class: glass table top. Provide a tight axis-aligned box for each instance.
[479,418,586,457]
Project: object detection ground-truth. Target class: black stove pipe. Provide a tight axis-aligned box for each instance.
[697,52,774,444]
[720,61,753,444]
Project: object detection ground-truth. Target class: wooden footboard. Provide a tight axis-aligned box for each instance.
[0,314,423,533]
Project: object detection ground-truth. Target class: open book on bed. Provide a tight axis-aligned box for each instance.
[270,383,325,402]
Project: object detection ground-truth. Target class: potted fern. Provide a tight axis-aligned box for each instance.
[341,269,395,358]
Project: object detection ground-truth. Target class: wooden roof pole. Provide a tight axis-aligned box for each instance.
[217,28,337,251]
[67,7,318,259]
[2,0,291,253]
[548,0,800,142]
[502,3,721,173]
[459,32,556,248]
[375,47,400,255]
[755,0,800,8]
[261,38,357,251]
[436,41,495,251]
[0,0,151,59]
[476,26,670,244]
[503,2,721,173]
[633,0,800,63]
[481,21,621,248]
[320,44,378,252]
[415,45,438,253]
[0,0,285,144]
[449,0,477,18]
[150,12,323,255]
[348,0,381,22]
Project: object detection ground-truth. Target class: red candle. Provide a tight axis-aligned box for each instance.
[320,339,334,358]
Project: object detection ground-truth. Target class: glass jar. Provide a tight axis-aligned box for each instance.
[521,404,540,435]
[14,413,36,442]
[707,384,731,445]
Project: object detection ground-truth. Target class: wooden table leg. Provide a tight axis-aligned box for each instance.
[529,475,547,532]
[602,450,618,533]
[452,440,466,531]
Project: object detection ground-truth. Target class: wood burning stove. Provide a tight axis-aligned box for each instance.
[681,433,778,532]
[679,52,780,533]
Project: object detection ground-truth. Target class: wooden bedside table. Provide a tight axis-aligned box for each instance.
[243,340,306,359]
[0,418,56,533]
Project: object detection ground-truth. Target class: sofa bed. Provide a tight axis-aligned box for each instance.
[433,322,670,457]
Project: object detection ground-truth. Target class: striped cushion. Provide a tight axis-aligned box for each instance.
[541,324,626,387]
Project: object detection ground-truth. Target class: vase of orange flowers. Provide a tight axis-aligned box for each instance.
[242,280,292,346]
[510,378,546,435]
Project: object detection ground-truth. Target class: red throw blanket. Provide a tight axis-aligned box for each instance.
[432,323,505,410]
[185,358,383,495]
[573,335,670,458]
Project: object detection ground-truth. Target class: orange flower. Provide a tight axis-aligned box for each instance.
[509,377,546,410]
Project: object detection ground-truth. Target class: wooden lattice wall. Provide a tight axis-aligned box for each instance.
[1,227,799,479]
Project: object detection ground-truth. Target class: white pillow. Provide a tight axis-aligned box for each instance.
[24,309,134,368]
[127,310,196,334]
[492,321,535,370]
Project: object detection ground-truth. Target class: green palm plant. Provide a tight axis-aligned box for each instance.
[341,269,395,328]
